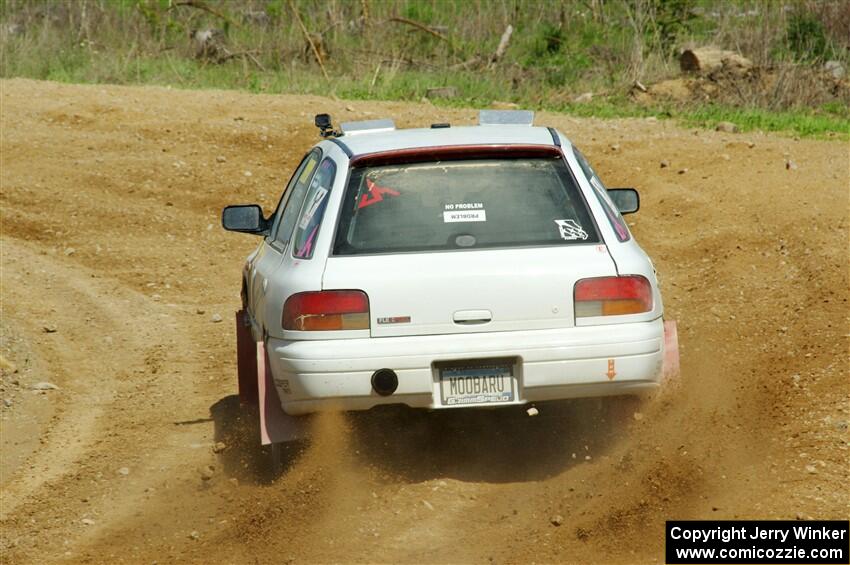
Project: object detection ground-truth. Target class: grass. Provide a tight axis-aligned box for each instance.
[679,104,850,138]
[5,46,846,140]
[1,0,848,139]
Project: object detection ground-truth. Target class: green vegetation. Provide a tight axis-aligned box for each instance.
[1,0,848,138]
[786,11,830,62]
[680,104,850,138]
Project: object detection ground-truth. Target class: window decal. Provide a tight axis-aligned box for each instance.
[606,207,630,241]
[358,177,400,209]
[443,202,486,223]
[294,224,319,258]
[298,158,317,183]
[271,149,322,245]
[555,219,588,240]
[291,158,336,259]
[298,187,328,229]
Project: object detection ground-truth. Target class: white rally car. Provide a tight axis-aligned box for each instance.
[223,111,678,447]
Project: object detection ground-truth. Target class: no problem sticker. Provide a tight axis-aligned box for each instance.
[444,202,486,223]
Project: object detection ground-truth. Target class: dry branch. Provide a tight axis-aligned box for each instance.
[172,0,239,28]
[350,49,442,70]
[360,0,370,27]
[370,62,382,89]
[450,56,481,70]
[289,0,330,82]
[221,49,266,71]
[190,28,265,70]
[488,24,513,69]
[388,16,448,42]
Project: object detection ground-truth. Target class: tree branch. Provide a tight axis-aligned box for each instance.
[488,24,513,69]
[388,16,449,42]
[172,0,239,28]
[289,0,330,82]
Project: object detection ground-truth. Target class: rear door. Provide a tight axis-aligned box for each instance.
[322,152,618,337]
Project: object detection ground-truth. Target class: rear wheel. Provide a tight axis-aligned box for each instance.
[261,439,305,481]
[265,442,284,479]
[217,400,305,483]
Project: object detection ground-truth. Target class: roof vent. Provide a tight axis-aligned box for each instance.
[478,109,534,126]
[340,118,396,135]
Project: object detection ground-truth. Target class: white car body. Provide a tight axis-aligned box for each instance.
[227,113,670,417]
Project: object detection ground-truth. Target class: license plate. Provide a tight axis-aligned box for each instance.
[440,363,514,406]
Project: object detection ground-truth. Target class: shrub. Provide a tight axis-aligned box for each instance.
[786,11,829,62]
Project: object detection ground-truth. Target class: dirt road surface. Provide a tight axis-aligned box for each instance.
[1,79,848,564]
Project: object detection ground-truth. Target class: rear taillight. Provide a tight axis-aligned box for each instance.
[283,290,370,331]
[574,275,653,318]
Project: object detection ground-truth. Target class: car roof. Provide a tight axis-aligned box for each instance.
[325,125,571,158]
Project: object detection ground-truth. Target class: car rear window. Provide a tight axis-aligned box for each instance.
[333,157,599,255]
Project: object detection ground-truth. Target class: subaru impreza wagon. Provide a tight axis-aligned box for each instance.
[222,110,678,446]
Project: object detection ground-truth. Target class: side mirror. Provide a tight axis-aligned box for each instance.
[222,204,269,235]
[607,188,640,214]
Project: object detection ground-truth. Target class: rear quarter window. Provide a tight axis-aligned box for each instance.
[272,150,322,247]
[573,147,631,242]
[292,158,336,259]
[333,157,599,255]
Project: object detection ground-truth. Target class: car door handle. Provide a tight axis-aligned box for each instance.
[453,310,492,325]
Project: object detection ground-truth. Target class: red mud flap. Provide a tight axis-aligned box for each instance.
[235,310,309,445]
[662,320,680,386]
[236,310,258,405]
[257,341,310,445]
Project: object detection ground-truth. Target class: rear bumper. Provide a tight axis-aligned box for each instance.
[267,319,665,415]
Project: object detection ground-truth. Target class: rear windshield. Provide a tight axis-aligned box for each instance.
[333,157,599,255]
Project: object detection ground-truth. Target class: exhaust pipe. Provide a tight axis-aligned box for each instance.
[371,369,398,396]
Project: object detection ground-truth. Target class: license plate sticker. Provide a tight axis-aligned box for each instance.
[440,364,514,406]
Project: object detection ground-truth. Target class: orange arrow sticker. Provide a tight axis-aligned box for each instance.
[606,359,616,380]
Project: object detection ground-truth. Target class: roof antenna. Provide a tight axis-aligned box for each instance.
[314,113,341,138]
